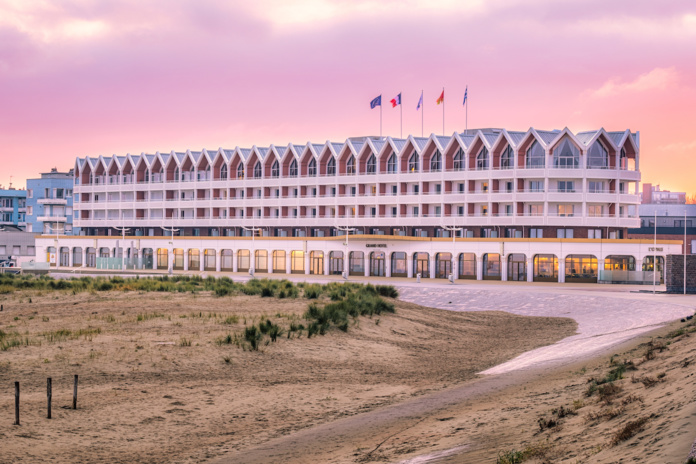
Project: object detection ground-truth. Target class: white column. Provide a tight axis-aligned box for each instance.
[323,252,330,276]
[286,252,292,275]
[233,251,238,273]
[304,252,310,275]
[476,256,483,280]
[558,255,565,283]
[501,254,508,281]
[216,250,222,272]
[68,248,74,267]
[183,250,189,271]
[385,253,392,278]
[84,249,89,268]
[364,254,370,277]
[527,257,534,282]
[407,253,413,278]
[429,254,436,279]
[200,248,205,272]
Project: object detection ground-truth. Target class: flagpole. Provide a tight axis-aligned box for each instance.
[400,92,403,139]
[442,87,445,136]
[421,90,424,138]
[380,99,382,138]
[466,89,468,132]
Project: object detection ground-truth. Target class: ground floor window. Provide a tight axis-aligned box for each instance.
[238,249,250,271]
[458,253,476,279]
[507,253,526,281]
[604,255,635,271]
[173,249,184,270]
[349,251,364,275]
[291,251,304,273]
[413,252,429,278]
[435,252,452,279]
[310,251,323,275]
[483,253,501,280]
[642,256,664,283]
[370,251,386,276]
[204,249,216,270]
[255,250,268,272]
[329,251,343,275]
[272,250,286,273]
[221,249,233,270]
[156,248,168,269]
[534,254,558,282]
[565,255,597,283]
[391,252,407,277]
[188,249,200,270]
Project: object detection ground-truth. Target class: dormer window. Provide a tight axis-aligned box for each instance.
[220,165,228,180]
[476,147,489,170]
[254,162,262,178]
[327,157,336,176]
[308,158,317,176]
[236,163,244,179]
[408,152,419,172]
[588,140,608,169]
[289,159,298,177]
[453,148,464,171]
[501,145,514,169]
[430,150,441,172]
[387,153,396,173]
[555,138,579,168]
[271,160,279,177]
[366,154,376,174]
[346,155,356,174]
[525,140,545,168]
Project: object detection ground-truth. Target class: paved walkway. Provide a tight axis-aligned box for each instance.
[398,283,696,374]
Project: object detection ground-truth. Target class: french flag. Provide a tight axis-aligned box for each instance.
[390,93,401,108]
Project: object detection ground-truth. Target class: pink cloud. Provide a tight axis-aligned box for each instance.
[0,1,695,194]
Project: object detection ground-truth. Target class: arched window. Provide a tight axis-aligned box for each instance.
[430,150,442,171]
[453,148,464,171]
[501,145,514,169]
[588,140,608,169]
[387,153,397,173]
[620,147,627,170]
[366,154,376,174]
[174,167,180,181]
[289,159,298,177]
[271,160,279,177]
[526,140,545,168]
[327,157,336,175]
[408,151,419,172]
[308,158,317,176]
[220,165,227,179]
[476,147,489,170]
[554,139,579,168]
[236,163,244,179]
[346,155,356,174]
[253,161,262,178]
[144,169,150,182]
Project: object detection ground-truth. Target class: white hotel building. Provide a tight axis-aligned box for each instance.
[39,127,681,283]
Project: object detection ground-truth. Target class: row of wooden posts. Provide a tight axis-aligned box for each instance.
[14,375,78,425]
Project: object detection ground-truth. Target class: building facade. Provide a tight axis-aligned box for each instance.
[0,189,27,230]
[629,204,696,254]
[0,230,37,267]
[26,169,78,235]
[32,127,672,285]
[641,183,686,205]
[73,127,641,240]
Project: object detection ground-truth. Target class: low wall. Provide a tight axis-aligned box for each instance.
[665,255,696,294]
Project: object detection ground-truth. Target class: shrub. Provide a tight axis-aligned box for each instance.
[244,325,262,351]
[611,417,649,445]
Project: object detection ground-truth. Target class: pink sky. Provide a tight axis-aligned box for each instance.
[0,0,695,194]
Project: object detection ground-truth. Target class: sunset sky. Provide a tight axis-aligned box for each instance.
[0,0,695,193]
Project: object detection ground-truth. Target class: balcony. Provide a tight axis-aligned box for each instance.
[38,198,68,205]
[37,215,67,223]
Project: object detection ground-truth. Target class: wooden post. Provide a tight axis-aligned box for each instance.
[73,375,78,410]
[14,381,19,425]
[47,378,52,419]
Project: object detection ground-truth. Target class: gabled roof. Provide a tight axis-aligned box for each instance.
[389,137,407,154]
[547,127,587,153]
[534,129,561,146]
[412,136,429,152]
[506,131,526,145]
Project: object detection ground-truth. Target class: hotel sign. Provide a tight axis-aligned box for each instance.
[648,247,663,252]
[366,244,387,248]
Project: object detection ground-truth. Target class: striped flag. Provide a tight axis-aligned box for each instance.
[436,90,444,105]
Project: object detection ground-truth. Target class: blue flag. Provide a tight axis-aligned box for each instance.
[463,86,468,106]
[370,95,381,109]
[416,91,423,110]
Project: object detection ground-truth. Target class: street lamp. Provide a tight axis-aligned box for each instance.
[162,223,179,275]
[113,225,131,271]
[336,225,356,280]
[241,225,261,277]
[441,225,463,283]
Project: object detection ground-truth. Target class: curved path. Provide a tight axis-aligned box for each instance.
[212,282,695,463]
